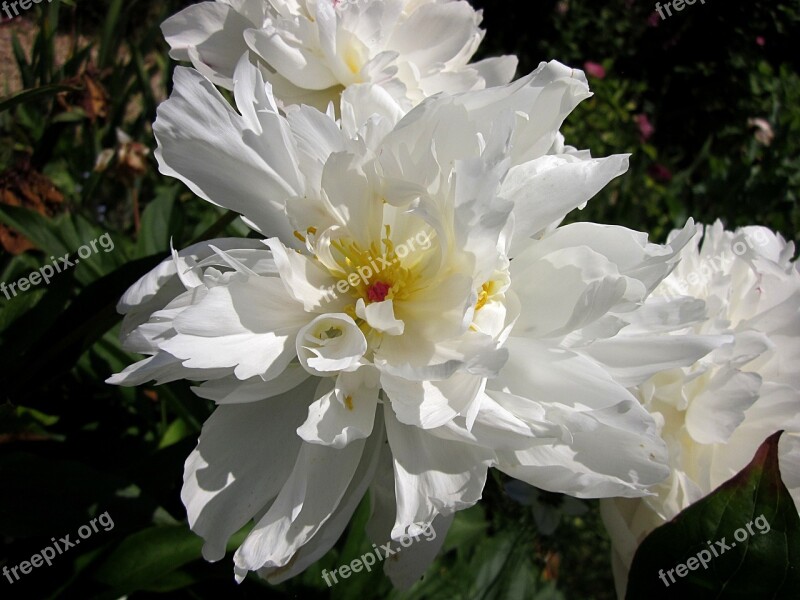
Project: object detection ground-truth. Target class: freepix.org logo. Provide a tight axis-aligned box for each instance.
[657,514,771,588]
[3,511,115,585]
[1,0,55,23]
[0,232,115,300]
[322,521,438,587]
[318,230,432,304]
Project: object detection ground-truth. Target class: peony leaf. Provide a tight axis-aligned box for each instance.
[626,431,800,599]
[93,523,249,594]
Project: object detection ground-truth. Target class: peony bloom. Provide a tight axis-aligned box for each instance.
[161,0,518,111]
[601,222,800,598]
[109,58,719,585]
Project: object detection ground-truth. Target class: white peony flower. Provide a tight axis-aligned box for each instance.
[109,58,719,585]
[161,0,518,111]
[600,221,800,598]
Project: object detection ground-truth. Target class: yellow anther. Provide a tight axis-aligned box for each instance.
[475,281,492,312]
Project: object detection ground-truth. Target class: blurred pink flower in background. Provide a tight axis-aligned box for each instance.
[756,36,766,46]
[648,163,673,182]
[583,61,606,79]
[634,113,655,142]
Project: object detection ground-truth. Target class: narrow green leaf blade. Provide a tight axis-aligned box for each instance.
[0,83,82,114]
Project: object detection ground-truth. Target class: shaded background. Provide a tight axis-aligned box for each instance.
[0,0,798,598]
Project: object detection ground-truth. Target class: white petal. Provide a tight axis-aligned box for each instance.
[285,103,346,190]
[685,369,761,444]
[163,276,309,380]
[296,313,367,375]
[581,334,729,387]
[387,1,480,69]
[297,369,379,448]
[258,410,385,583]
[161,2,255,87]
[502,153,630,254]
[492,337,640,411]
[117,238,268,335]
[340,82,405,139]
[526,220,696,296]
[497,399,669,498]
[266,238,347,313]
[182,377,316,561]
[356,298,405,335]
[385,513,452,590]
[153,64,301,240]
[364,431,457,588]
[233,435,367,572]
[438,391,564,452]
[244,28,339,90]
[106,352,232,386]
[510,244,628,339]
[458,60,592,164]
[383,402,492,538]
[472,55,518,87]
[382,371,484,429]
[192,364,310,403]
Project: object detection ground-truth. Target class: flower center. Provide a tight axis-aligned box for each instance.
[327,226,418,306]
[296,222,435,339]
[367,281,391,303]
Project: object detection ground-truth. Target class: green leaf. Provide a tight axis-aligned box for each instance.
[136,186,177,256]
[98,0,125,69]
[0,83,82,114]
[50,109,88,124]
[442,504,488,553]
[0,203,71,258]
[158,418,192,450]
[11,32,34,90]
[93,525,203,590]
[93,523,250,593]
[626,431,800,599]
[1,254,164,402]
[141,569,198,593]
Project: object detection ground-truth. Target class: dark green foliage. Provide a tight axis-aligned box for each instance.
[626,432,800,599]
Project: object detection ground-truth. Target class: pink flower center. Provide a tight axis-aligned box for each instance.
[367,281,391,303]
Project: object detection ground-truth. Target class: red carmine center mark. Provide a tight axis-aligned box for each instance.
[367,281,391,303]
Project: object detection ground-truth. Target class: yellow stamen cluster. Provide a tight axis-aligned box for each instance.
[328,225,420,305]
[475,280,503,313]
